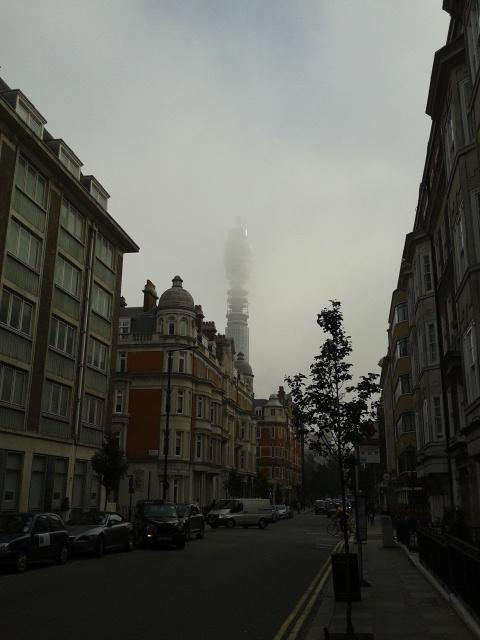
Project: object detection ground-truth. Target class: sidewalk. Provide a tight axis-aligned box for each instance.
[305,521,476,640]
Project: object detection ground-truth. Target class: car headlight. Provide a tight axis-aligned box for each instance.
[0,543,10,553]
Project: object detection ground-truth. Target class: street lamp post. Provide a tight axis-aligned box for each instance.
[162,344,198,501]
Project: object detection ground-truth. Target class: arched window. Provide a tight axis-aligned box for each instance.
[158,318,164,334]
[168,317,175,336]
[180,318,187,336]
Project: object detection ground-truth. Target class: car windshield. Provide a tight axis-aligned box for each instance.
[144,504,177,518]
[175,505,188,517]
[0,513,32,534]
[67,512,108,526]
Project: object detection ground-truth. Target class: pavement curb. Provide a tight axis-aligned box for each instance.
[398,542,480,640]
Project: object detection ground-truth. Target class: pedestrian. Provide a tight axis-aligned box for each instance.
[367,502,376,525]
[60,496,70,522]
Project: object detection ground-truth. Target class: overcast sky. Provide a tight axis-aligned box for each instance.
[1,1,449,398]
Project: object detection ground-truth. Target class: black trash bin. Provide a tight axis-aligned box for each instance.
[331,553,361,601]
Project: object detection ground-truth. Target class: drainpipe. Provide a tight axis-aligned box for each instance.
[73,223,96,444]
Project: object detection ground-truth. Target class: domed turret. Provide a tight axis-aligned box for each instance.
[158,276,195,311]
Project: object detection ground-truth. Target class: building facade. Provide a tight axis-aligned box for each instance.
[0,78,138,513]
[254,387,302,504]
[113,276,256,509]
[381,1,480,526]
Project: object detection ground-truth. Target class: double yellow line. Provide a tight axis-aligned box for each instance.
[272,540,343,640]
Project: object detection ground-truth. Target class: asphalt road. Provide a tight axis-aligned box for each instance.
[0,512,336,640]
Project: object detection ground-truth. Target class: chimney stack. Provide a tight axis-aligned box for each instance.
[142,280,158,311]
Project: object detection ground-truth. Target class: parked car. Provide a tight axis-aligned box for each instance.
[274,505,293,519]
[133,500,186,549]
[67,511,134,556]
[0,512,69,573]
[175,504,205,540]
[207,498,272,529]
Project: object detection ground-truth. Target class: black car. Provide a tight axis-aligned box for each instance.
[133,500,186,550]
[175,504,205,540]
[67,511,134,556]
[0,512,69,573]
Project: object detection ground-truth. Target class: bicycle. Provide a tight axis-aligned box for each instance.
[326,515,355,538]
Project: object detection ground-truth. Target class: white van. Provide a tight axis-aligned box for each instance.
[206,498,272,529]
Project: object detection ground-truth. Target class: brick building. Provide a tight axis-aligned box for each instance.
[254,387,302,504]
[0,77,138,513]
[113,276,256,508]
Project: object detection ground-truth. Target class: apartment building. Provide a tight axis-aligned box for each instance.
[112,277,256,508]
[0,78,138,513]
[254,387,302,504]
[381,1,480,526]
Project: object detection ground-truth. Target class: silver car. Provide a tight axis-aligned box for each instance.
[67,511,134,556]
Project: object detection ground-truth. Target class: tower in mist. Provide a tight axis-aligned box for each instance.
[224,222,252,362]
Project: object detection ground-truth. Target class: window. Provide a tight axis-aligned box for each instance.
[396,337,408,359]
[59,147,81,179]
[443,104,456,176]
[256,426,260,439]
[117,351,127,373]
[7,218,41,270]
[240,423,245,439]
[168,318,175,335]
[177,390,184,414]
[96,233,114,269]
[42,380,70,418]
[49,316,76,356]
[240,451,245,469]
[90,182,108,210]
[271,427,275,439]
[15,156,46,207]
[55,256,81,297]
[209,438,214,462]
[396,413,415,438]
[114,390,124,414]
[427,323,438,364]
[394,374,411,403]
[393,303,408,325]
[87,338,108,371]
[0,364,26,406]
[422,253,433,293]
[83,394,104,427]
[16,99,43,137]
[178,352,185,373]
[398,448,416,474]
[180,319,187,336]
[432,397,444,439]
[118,318,130,335]
[467,1,480,80]
[175,431,183,457]
[60,199,84,241]
[0,289,33,336]
[92,284,111,319]
[196,434,202,459]
[463,324,480,403]
[270,408,275,417]
[196,396,204,418]
[422,398,430,445]
[459,79,473,146]
[1,452,23,511]
[454,206,467,282]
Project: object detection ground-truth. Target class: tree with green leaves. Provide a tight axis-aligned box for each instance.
[91,432,129,511]
[286,300,379,638]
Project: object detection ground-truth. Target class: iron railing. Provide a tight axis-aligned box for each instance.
[417,526,480,620]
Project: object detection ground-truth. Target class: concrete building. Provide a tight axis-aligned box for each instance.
[113,276,256,509]
[380,1,480,527]
[254,387,302,504]
[0,78,138,513]
[224,224,251,363]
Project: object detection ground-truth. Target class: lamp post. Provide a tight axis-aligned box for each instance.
[162,344,198,501]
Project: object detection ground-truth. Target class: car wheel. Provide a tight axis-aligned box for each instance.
[56,544,69,565]
[95,536,105,557]
[226,519,235,529]
[196,526,205,540]
[175,539,186,550]
[16,551,28,573]
[258,519,267,529]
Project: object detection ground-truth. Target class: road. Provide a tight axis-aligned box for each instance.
[0,512,336,640]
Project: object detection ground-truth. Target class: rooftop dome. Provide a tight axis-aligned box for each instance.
[265,394,282,407]
[158,276,195,311]
[235,352,253,376]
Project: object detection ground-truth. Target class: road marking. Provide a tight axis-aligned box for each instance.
[272,540,342,640]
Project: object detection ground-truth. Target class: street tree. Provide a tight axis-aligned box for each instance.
[91,432,129,511]
[286,300,379,638]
